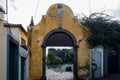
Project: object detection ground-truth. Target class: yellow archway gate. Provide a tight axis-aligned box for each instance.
[28,3,90,80]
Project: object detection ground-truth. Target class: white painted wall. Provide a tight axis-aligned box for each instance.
[10,28,19,39]
[0,11,29,80]
[90,45,104,78]
[0,11,7,80]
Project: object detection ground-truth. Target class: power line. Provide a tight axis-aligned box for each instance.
[34,0,40,21]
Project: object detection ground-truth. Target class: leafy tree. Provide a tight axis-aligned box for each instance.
[46,50,62,66]
[66,49,74,62]
[55,56,62,64]
[46,51,56,66]
[80,12,120,49]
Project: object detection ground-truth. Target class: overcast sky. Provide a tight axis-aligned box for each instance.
[7,0,120,30]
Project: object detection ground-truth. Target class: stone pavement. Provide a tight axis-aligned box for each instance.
[46,68,73,80]
[46,68,120,80]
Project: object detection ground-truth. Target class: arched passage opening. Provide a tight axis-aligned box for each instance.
[42,28,78,80]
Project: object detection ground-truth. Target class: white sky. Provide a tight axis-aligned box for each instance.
[7,0,120,30]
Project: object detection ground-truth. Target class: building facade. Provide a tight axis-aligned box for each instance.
[0,7,29,80]
[90,45,120,79]
[28,3,90,80]
[4,23,29,80]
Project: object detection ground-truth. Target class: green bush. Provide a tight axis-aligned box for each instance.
[56,56,62,64]
[46,50,62,66]
[80,12,120,48]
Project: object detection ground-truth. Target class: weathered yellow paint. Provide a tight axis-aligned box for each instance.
[28,3,90,80]
[19,28,27,45]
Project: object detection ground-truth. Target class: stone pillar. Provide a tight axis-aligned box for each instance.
[74,45,79,80]
[42,45,46,80]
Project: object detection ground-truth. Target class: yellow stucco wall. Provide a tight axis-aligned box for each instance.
[19,28,27,45]
[28,3,90,80]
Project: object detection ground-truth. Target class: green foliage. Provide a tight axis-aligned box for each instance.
[46,50,62,66]
[55,56,62,64]
[66,49,73,62]
[80,12,120,48]
[46,51,56,66]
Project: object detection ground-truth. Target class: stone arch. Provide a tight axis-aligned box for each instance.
[42,28,78,80]
[43,28,77,46]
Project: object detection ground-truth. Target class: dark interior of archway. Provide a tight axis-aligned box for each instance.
[46,33,73,46]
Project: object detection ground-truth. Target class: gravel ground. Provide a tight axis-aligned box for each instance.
[46,68,73,80]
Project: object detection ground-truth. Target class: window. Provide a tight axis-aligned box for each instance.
[21,38,26,46]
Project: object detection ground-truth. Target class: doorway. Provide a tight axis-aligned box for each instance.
[42,28,78,80]
[21,57,26,80]
[108,53,119,74]
[7,35,19,80]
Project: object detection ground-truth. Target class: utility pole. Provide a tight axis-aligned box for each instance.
[4,0,8,23]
